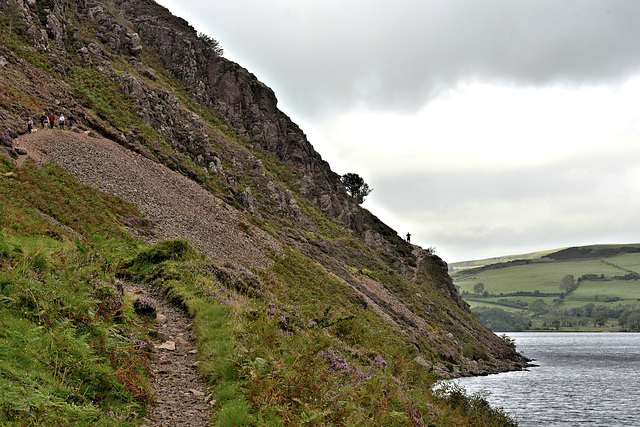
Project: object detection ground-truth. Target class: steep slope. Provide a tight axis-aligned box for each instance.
[1,0,527,374]
[1,0,529,424]
[17,130,281,270]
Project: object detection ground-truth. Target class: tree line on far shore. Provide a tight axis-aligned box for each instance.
[461,274,640,331]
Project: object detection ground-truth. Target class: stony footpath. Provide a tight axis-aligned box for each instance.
[124,283,211,426]
[14,130,238,425]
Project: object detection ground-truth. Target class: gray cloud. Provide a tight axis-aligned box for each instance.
[369,150,640,261]
[160,1,640,117]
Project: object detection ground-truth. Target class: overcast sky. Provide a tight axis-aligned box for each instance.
[154,0,640,263]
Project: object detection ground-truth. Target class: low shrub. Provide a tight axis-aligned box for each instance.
[133,238,196,264]
[133,296,158,316]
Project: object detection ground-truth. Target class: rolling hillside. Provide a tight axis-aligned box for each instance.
[451,244,640,331]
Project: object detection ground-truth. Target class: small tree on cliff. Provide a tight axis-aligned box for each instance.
[197,32,224,57]
[341,173,372,204]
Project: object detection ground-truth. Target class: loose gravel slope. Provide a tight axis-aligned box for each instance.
[16,130,281,270]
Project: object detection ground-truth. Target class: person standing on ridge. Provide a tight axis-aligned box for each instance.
[406,232,411,243]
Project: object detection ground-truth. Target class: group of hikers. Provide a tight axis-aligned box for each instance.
[27,112,67,133]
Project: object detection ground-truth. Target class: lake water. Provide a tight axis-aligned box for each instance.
[453,332,640,426]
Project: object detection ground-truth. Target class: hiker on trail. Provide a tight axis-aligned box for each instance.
[40,113,46,129]
[49,113,55,129]
[406,232,411,243]
[59,114,65,130]
[43,115,49,129]
[27,118,33,133]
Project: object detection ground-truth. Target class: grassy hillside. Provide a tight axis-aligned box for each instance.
[0,1,525,425]
[0,162,518,426]
[0,158,153,424]
[452,244,640,331]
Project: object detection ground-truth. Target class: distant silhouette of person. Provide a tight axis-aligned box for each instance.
[49,113,55,129]
[40,113,46,129]
[27,118,33,133]
[59,114,65,130]
[406,232,411,243]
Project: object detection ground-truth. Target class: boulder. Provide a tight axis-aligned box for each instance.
[46,13,64,45]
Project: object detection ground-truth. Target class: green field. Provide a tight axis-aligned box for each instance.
[610,252,640,271]
[455,259,627,295]
[451,244,640,332]
[570,280,640,301]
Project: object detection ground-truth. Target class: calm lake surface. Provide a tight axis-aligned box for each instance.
[453,332,640,426]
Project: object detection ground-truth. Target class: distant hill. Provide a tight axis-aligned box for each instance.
[451,244,640,332]
[542,244,640,260]
[449,248,564,273]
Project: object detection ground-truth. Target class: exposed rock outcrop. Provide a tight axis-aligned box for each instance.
[110,0,422,284]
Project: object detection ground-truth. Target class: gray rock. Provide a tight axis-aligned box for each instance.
[175,337,189,346]
[238,186,259,216]
[46,13,64,45]
[156,341,176,351]
[126,32,143,56]
[77,47,92,65]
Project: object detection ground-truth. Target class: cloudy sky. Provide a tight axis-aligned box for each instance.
[154,0,640,263]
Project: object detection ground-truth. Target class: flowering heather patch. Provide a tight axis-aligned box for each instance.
[442,346,457,363]
[318,349,380,385]
[2,129,14,147]
[210,262,265,299]
[264,303,310,333]
[373,354,388,369]
[106,406,140,421]
[200,280,238,305]
[129,333,150,350]
[319,349,352,372]
[133,296,157,316]
[265,305,278,318]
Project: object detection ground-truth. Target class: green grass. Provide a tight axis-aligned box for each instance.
[449,249,562,273]
[609,253,640,272]
[0,239,154,425]
[454,246,640,332]
[570,280,640,301]
[455,259,627,295]
[117,238,519,426]
[0,160,154,425]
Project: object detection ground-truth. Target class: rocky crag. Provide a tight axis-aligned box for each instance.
[0,0,529,389]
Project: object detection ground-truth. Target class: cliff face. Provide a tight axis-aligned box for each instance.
[0,0,528,377]
[112,0,444,284]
